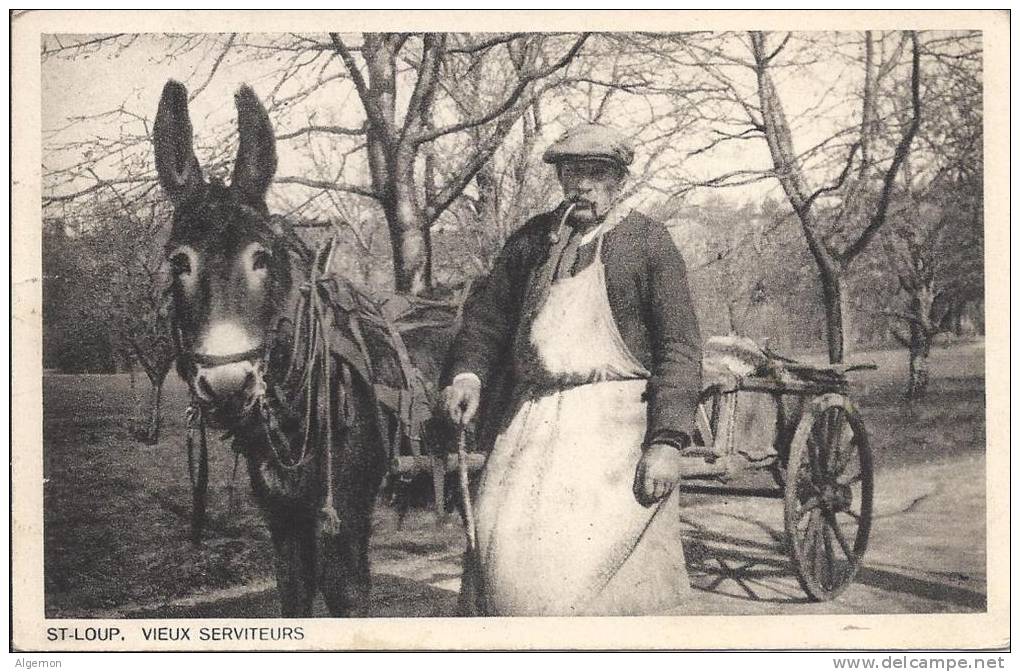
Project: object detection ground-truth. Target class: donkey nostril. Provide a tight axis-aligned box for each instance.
[197,375,217,400]
[242,370,256,392]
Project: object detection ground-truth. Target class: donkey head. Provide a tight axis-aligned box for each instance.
[154,80,295,422]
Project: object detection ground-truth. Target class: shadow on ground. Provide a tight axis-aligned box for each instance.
[681,513,986,612]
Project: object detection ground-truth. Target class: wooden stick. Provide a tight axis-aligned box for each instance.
[457,423,477,553]
[390,453,486,475]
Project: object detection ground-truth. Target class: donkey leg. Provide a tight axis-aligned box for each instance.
[267,510,318,617]
[320,524,372,617]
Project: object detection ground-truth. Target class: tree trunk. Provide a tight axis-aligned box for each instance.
[820,269,849,364]
[726,301,741,336]
[906,331,931,399]
[952,302,966,337]
[904,288,934,398]
[385,144,432,295]
[389,221,431,295]
[128,364,142,422]
[144,376,165,445]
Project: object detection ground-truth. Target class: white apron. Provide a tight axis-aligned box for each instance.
[473,232,691,616]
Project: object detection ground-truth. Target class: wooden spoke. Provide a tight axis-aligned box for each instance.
[811,511,830,589]
[824,511,856,560]
[811,418,829,476]
[796,495,823,523]
[785,398,872,602]
[822,525,837,589]
[801,509,819,552]
[831,447,858,481]
[826,409,849,477]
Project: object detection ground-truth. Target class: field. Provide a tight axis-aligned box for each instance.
[41,342,986,617]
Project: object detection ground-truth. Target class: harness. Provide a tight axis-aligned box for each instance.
[172,214,479,545]
[177,235,390,539]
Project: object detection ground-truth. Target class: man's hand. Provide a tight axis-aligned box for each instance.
[633,443,684,506]
[442,375,482,426]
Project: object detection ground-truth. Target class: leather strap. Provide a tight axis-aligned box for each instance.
[187,345,266,368]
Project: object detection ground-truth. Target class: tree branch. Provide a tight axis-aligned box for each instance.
[401,33,445,144]
[276,123,367,141]
[188,34,236,101]
[274,175,378,200]
[329,33,383,129]
[414,33,589,144]
[447,33,526,55]
[840,31,922,264]
[764,32,793,63]
[803,141,861,211]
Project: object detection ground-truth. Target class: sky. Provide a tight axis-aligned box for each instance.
[40,31,927,223]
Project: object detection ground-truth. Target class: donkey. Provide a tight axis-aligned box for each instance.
[153,80,386,617]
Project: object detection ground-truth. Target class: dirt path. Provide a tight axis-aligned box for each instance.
[123,454,985,618]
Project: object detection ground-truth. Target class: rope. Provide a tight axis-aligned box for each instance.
[185,402,206,489]
[181,232,408,540]
[174,229,359,540]
[317,303,342,536]
[184,399,209,542]
[227,451,241,517]
[259,234,345,536]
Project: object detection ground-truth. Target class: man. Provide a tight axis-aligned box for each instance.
[442,124,702,616]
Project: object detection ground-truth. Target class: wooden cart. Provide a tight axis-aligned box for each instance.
[681,338,875,601]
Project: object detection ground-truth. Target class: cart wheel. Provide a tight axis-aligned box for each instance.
[784,393,873,601]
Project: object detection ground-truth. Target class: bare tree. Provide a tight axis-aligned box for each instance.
[327,32,589,294]
[42,31,982,368]
[43,32,593,296]
[849,31,982,395]
[642,31,923,362]
[746,31,922,363]
[58,194,176,442]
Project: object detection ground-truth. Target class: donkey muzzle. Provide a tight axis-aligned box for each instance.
[193,359,266,417]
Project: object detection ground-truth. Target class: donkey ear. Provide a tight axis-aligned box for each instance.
[232,85,277,205]
[153,80,203,205]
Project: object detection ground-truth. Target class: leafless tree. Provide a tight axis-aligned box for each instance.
[324,32,589,294]
[61,193,176,442]
[42,31,981,369]
[749,31,922,363]
[43,32,595,296]
[643,31,923,362]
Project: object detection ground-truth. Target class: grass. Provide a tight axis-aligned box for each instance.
[44,375,275,616]
[814,342,986,471]
[41,342,985,617]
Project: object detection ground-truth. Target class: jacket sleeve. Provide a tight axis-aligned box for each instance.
[442,234,524,390]
[644,219,702,450]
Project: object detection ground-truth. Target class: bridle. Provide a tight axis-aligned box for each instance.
[168,200,296,375]
[183,346,268,369]
[171,233,355,539]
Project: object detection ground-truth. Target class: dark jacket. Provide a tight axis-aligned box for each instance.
[443,208,702,450]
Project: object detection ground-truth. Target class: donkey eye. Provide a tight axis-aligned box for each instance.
[252,249,271,272]
[170,253,192,276]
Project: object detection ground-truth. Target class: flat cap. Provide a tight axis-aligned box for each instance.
[542,123,634,167]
